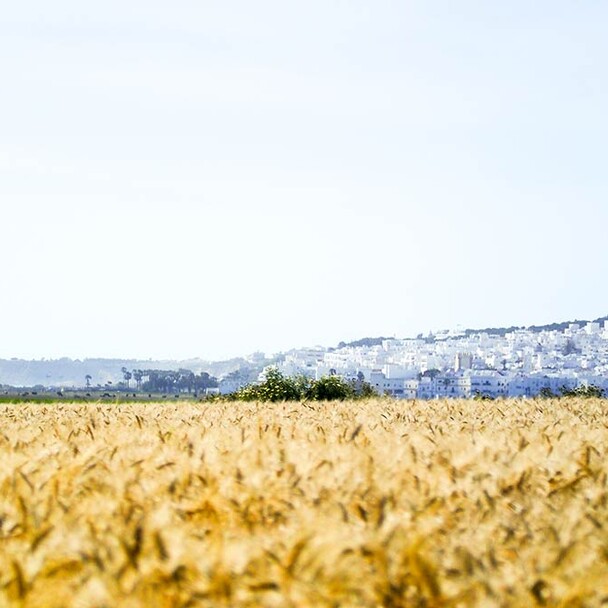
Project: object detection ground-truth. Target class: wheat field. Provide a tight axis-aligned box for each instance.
[1,398,608,607]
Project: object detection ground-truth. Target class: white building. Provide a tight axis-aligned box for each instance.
[454,352,473,371]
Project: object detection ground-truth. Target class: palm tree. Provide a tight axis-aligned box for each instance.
[133,369,143,391]
[121,367,132,389]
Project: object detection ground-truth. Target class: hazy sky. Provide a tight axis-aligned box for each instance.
[1,1,607,360]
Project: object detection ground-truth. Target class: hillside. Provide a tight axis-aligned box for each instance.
[0,355,276,388]
[2,314,606,388]
[460,314,608,338]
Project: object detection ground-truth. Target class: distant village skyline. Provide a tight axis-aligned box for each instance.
[3,312,608,400]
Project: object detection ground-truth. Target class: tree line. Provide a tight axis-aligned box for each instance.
[85,368,219,394]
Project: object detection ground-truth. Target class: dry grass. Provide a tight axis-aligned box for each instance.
[2,398,608,607]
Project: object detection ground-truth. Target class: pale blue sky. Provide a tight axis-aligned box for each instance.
[1,1,607,360]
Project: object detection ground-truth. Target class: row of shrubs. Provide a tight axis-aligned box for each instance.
[219,368,607,403]
[540,384,605,398]
[225,368,377,402]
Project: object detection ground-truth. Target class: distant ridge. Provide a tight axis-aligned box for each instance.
[335,314,608,348]
[336,337,391,349]
[461,314,608,338]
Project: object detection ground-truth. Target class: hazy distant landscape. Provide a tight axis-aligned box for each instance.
[0,355,271,388]
[3,314,607,402]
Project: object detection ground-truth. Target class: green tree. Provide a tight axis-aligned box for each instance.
[231,369,376,402]
[132,369,143,390]
[307,375,354,401]
[121,367,132,389]
[235,368,303,402]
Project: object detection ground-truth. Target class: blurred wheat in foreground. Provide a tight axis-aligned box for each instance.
[2,399,608,607]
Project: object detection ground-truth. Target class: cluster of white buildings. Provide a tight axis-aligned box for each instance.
[259,321,608,399]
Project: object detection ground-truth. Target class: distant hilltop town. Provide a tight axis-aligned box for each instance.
[260,318,608,400]
[3,316,608,400]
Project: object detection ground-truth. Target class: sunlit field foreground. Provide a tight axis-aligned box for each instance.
[2,399,608,607]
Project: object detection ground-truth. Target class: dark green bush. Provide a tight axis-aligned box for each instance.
[234,367,304,402]
[559,384,605,398]
[306,375,355,401]
[232,368,376,402]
